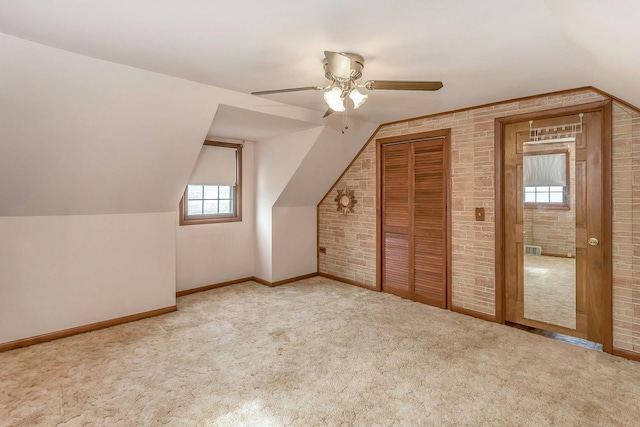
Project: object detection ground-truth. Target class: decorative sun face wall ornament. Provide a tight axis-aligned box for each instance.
[335,186,356,215]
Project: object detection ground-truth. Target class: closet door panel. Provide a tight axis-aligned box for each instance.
[413,141,446,308]
[381,144,411,297]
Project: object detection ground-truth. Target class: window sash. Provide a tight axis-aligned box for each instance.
[184,184,236,219]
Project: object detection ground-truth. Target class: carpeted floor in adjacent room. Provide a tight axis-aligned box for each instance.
[1,276,639,426]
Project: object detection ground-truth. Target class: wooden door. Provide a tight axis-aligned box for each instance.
[413,140,447,308]
[380,134,449,308]
[503,111,605,343]
[381,144,412,299]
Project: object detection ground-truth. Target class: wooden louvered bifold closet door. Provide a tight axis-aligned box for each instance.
[381,144,412,299]
[381,137,447,309]
[413,141,447,308]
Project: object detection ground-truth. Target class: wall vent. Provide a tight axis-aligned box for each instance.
[524,245,542,256]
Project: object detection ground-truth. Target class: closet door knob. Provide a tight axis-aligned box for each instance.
[588,237,599,246]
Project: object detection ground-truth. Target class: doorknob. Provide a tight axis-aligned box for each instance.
[588,237,599,246]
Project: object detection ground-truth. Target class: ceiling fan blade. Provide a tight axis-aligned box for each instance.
[364,80,443,91]
[322,108,335,118]
[324,51,352,80]
[251,86,321,96]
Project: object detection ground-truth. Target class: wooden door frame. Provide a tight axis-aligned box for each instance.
[495,100,613,353]
[376,129,452,309]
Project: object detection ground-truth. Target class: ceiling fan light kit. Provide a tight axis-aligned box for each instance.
[252,50,443,122]
[323,86,346,112]
[348,88,368,109]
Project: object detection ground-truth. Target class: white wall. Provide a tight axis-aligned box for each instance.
[272,206,318,282]
[176,142,255,290]
[266,117,378,282]
[275,116,379,207]
[0,213,175,343]
[253,127,323,282]
[0,34,215,344]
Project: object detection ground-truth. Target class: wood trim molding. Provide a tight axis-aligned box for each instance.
[270,273,318,287]
[318,272,377,291]
[601,100,614,354]
[375,139,382,291]
[176,277,254,297]
[444,129,453,310]
[494,118,505,323]
[0,305,177,353]
[613,347,640,363]
[589,87,640,115]
[451,305,498,323]
[494,100,610,125]
[250,276,271,287]
[251,273,319,288]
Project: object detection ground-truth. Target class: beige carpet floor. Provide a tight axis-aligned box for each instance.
[1,277,640,426]
[524,254,576,329]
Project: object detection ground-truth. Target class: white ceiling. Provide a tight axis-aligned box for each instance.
[0,0,638,125]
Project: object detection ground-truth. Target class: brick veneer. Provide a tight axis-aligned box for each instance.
[611,103,640,353]
[318,141,377,287]
[318,88,640,354]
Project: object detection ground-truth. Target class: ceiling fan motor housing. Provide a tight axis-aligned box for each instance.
[323,52,364,82]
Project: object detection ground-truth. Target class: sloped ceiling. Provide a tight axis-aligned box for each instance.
[0,0,637,126]
[208,105,321,142]
[0,33,327,216]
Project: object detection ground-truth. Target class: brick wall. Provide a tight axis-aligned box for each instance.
[318,88,640,353]
[318,141,377,286]
[611,103,640,352]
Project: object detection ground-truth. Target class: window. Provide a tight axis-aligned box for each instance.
[523,149,569,209]
[524,185,566,203]
[179,141,242,225]
[185,185,234,216]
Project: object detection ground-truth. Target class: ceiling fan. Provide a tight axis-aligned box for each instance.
[251,51,443,118]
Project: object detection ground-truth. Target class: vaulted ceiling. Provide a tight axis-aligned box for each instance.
[1,0,638,126]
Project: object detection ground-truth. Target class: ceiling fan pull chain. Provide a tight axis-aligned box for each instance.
[342,107,349,134]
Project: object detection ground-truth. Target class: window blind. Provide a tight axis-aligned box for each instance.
[523,153,566,187]
[188,145,236,186]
